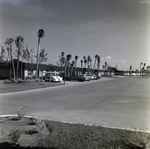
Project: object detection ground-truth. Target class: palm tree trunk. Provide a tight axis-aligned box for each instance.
[36,38,40,79]
[9,60,12,79]
[16,47,20,79]
[93,59,96,74]
[12,58,15,79]
[21,61,23,79]
[10,46,15,80]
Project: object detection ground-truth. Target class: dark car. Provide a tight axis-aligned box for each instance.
[66,75,85,82]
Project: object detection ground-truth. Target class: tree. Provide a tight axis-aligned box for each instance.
[84,59,87,69]
[74,55,78,74]
[83,56,87,69]
[143,63,146,69]
[87,55,91,75]
[140,62,143,76]
[5,38,15,79]
[39,49,48,76]
[104,62,108,70]
[129,65,132,76]
[39,49,48,64]
[141,63,146,76]
[97,56,100,77]
[71,60,76,76]
[22,45,34,78]
[80,60,83,73]
[0,46,5,62]
[104,62,108,76]
[56,52,66,73]
[36,29,45,79]
[60,52,66,84]
[15,36,24,79]
[93,55,98,74]
[61,52,65,72]
[66,54,72,77]
[89,58,92,75]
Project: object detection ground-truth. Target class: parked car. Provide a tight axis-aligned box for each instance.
[87,75,95,80]
[44,72,63,82]
[81,74,90,81]
[66,75,85,82]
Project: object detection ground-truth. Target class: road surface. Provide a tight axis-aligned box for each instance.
[0,76,150,131]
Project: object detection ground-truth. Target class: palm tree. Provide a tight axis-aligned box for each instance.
[66,54,72,77]
[129,65,132,76]
[71,60,75,76]
[89,58,92,75]
[104,62,108,76]
[142,63,146,75]
[97,56,100,77]
[74,55,78,74]
[15,36,24,79]
[93,55,98,74]
[5,38,15,79]
[80,60,83,68]
[36,29,45,79]
[87,55,91,75]
[143,63,146,69]
[84,59,87,69]
[83,56,87,68]
[61,52,65,73]
[140,62,143,76]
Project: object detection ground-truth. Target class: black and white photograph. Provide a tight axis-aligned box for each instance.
[0,0,150,148]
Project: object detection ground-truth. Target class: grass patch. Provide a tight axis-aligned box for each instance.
[0,116,149,149]
[0,81,63,93]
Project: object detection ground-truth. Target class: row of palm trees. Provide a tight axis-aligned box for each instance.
[57,52,101,77]
[129,62,150,76]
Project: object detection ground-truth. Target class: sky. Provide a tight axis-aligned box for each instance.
[0,0,150,70]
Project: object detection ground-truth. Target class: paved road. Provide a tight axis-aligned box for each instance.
[0,76,150,131]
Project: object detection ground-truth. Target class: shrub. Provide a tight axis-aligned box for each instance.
[17,107,28,120]
[4,79,11,83]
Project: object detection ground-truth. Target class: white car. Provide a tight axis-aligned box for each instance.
[45,72,63,82]
[57,76,63,82]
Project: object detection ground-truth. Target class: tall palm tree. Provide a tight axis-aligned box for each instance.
[36,29,45,79]
[142,63,146,75]
[71,60,75,76]
[74,55,78,74]
[87,55,91,75]
[140,62,143,76]
[80,60,83,68]
[97,56,100,76]
[104,62,108,76]
[61,52,65,72]
[93,55,98,74]
[89,58,92,75]
[15,36,24,79]
[129,65,132,76]
[66,54,72,77]
[5,38,15,79]
[143,63,146,69]
[84,59,87,69]
[83,56,87,69]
